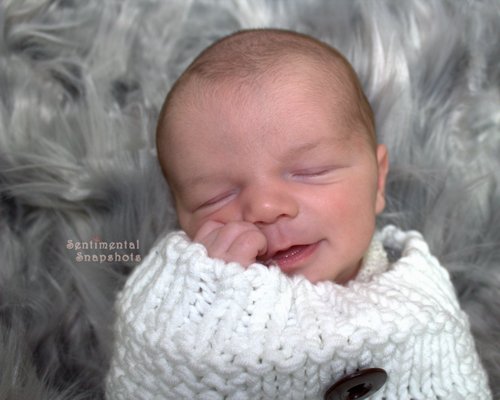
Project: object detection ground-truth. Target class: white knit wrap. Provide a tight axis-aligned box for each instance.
[106,226,491,399]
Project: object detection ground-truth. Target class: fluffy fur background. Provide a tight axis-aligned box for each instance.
[0,0,499,398]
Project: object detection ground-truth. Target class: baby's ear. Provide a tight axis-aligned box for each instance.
[375,144,389,214]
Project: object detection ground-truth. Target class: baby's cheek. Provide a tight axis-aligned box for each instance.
[205,202,244,225]
[316,185,374,228]
[176,209,200,239]
[316,187,353,215]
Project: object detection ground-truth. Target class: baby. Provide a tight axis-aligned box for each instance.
[106,29,491,399]
[156,28,388,285]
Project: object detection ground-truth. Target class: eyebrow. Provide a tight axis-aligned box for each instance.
[281,134,348,160]
[177,166,233,190]
[283,140,323,157]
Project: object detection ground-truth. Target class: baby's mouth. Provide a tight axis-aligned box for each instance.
[259,242,320,273]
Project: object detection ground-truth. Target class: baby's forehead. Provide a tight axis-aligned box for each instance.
[164,65,370,156]
[168,66,364,154]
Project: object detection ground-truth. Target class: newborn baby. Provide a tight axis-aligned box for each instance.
[106,29,491,399]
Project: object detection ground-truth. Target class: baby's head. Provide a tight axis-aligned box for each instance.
[156,29,388,284]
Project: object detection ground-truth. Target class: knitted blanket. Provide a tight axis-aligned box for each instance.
[106,226,491,399]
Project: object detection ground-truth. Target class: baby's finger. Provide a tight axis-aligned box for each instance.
[226,228,268,266]
[193,220,225,245]
[202,222,255,259]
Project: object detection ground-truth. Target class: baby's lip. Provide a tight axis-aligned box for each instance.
[257,243,294,265]
[258,242,320,273]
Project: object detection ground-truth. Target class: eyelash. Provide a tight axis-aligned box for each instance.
[292,167,332,178]
[198,191,235,209]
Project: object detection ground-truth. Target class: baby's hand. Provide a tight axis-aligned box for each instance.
[193,221,267,267]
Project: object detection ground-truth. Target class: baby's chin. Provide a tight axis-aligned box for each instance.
[334,262,362,285]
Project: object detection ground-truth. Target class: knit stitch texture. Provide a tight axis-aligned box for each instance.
[106,226,491,399]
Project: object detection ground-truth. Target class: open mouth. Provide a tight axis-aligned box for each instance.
[259,242,320,274]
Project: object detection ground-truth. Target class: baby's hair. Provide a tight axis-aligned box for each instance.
[157,29,376,166]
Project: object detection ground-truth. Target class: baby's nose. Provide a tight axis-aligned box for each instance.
[241,186,298,225]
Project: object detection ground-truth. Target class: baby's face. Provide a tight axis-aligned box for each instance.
[162,65,388,283]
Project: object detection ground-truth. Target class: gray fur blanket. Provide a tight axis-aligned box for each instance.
[1,1,499,399]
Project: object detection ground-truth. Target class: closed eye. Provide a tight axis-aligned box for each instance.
[294,168,330,177]
[197,190,236,210]
[292,166,336,178]
[290,165,345,184]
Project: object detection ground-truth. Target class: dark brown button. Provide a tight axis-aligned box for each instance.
[324,368,387,400]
